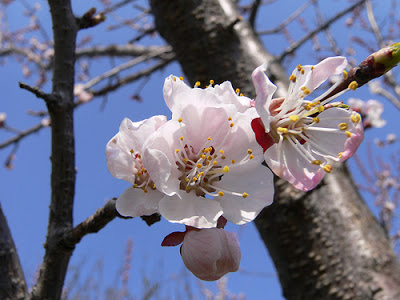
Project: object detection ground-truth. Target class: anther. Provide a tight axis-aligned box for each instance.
[242,192,249,198]
[289,74,296,82]
[208,136,212,141]
[313,117,320,123]
[230,122,235,127]
[249,154,254,160]
[289,115,300,122]
[345,131,352,138]
[348,81,358,90]
[322,164,333,173]
[209,79,214,85]
[223,166,230,172]
[312,160,322,165]
[219,150,225,154]
[350,113,361,123]
[196,163,202,168]
[342,70,348,80]
[228,117,232,121]
[179,76,183,80]
[180,136,184,141]
[231,159,236,164]
[195,81,201,87]
[235,88,240,94]
[338,123,348,130]
[247,149,253,154]
[277,127,288,134]
[317,106,325,112]
[213,161,218,165]
[218,191,224,197]
[178,118,183,123]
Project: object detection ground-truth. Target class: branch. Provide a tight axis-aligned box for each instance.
[0,203,28,300]
[76,44,171,59]
[18,82,55,103]
[0,47,48,69]
[248,0,261,28]
[278,0,367,62]
[0,121,49,150]
[63,199,127,248]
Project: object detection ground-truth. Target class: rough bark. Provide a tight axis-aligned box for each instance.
[150,0,400,299]
[30,1,78,299]
[0,204,28,300]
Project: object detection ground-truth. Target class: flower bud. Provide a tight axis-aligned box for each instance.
[180,228,241,281]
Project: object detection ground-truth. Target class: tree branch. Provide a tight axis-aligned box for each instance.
[0,121,49,150]
[278,0,367,62]
[0,203,28,300]
[76,44,172,58]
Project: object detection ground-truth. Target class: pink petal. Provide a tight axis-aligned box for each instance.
[180,228,241,281]
[116,186,162,217]
[307,56,347,91]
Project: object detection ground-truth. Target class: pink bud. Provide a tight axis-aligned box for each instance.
[180,228,241,281]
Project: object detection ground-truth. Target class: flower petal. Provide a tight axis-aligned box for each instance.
[158,193,223,228]
[116,186,162,217]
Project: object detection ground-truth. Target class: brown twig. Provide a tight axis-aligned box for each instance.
[0,121,48,150]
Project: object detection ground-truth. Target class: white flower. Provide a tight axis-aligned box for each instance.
[180,228,241,281]
[252,57,364,191]
[106,116,167,217]
[142,77,274,228]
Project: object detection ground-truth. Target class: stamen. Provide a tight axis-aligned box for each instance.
[350,113,361,123]
[338,123,348,130]
[223,166,230,172]
[277,127,288,134]
[312,160,322,165]
[348,81,358,90]
[289,115,300,122]
[322,164,333,173]
[242,192,249,198]
[195,81,201,87]
[345,131,352,138]
[289,74,296,82]
[178,118,183,123]
[342,70,348,80]
[218,191,224,197]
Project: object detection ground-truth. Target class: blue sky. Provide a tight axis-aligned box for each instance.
[1,0,399,299]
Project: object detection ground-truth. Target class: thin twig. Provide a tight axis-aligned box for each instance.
[365,0,383,47]
[248,0,261,28]
[278,0,367,62]
[0,121,48,149]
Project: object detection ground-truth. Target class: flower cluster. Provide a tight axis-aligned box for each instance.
[106,56,367,281]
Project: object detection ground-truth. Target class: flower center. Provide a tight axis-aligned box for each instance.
[174,118,254,199]
[129,149,156,193]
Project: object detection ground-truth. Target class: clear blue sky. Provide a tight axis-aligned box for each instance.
[1,0,398,299]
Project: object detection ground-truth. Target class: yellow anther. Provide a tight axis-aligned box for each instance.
[185,178,190,182]
[175,149,180,153]
[141,167,146,173]
[133,184,138,188]
[289,115,300,122]
[178,118,183,123]
[303,88,311,95]
[195,81,201,87]
[242,192,249,198]
[296,64,302,71]
[206,161,210,166]
[180,136,184,141]
[143,188,148,193]
[228,116,232,121]
[208,136,212,141]
[196,163,202,168]
[249,154,254,160]
[130,149,134,153]
[240,93,244,96]
[230,122,235,127]
[311,66,315,70]
[218,191,225,197]
[312,160,322,165]
[247,149,253,154]
[179,76,183,80]
[192,177,198,182]
[223,166,230,172]
[210,80,214,85]
[235,88,240,94]
[219,150,225,154]
[277,127,288,134]
[338,152,344,159]
[338,123,348,130]
[231,159,236,164]
[348,81,358,90]
[313,117,320,123]
[152,184,156,189]
[289,74,296,82]
[213,160,218,165]
[350,113,361,123]
[322,164,333,173]
[201,154,206,159]
[183,158,188,162]
[345,131,352,138]
[207,155,213,161]
[221,155,226,159]
[173,78,176,82]
[342,70,348,80]
[199,172,205,176]
[213,154,217,158]
[137,154,141,159]
[304,104,312,111]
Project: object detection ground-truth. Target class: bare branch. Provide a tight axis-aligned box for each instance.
[248,0,261,28]
[63,199,128,248]
[0,47,48,69]
[0,203,28,300]
[18,82,54,103]
[278,0,367,62]
[366,0,384,47]
[76,44,171,58]
[0,121,49,150]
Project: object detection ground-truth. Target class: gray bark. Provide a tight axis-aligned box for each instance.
[150,0,400,299]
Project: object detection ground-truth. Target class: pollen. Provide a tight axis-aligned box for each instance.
[179,76,183,81]
[218,191,225,197]
[338,123,348,130]
[322,164,333,173]
[231,159,236,164]
[348,81,358,90]
[230,122,235,127]
[313,117,320,123]
[236,88,240,94]
[312,160,322,165]
[223,166,230,172]
[289,115,300,122]
[175,149,180,153]
[196,163,202,168]
[317,105,325,112]
[219,150,225,154]
[201,154,206,159]
[247,149,253,154]
[289,75,296,82]
[195,81,201,87]
[207,155,212,161]
[228,116,232,121]
[351,113,361,123]
[249,154,254,160]
[213,160,218,165]
[178,118,183,123]
[180,136,184,141]
[277,127,288,134]
[208,136,212,141]
[345,131,352,138]
[342,70,348,80]
[296,64,302,71]
[242,192,249,198]
[192,177,198,182]
[210,79,214,85]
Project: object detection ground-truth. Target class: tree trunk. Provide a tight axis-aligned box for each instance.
[150,0,400,298]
